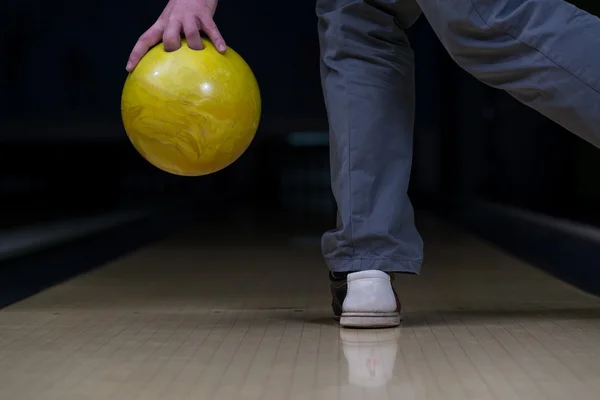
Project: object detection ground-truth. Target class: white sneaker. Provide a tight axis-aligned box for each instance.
[330,270,402,328]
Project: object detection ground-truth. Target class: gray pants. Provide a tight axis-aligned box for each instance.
[318,0,600,274]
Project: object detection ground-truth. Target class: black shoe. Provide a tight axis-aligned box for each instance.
[329,271,348,320]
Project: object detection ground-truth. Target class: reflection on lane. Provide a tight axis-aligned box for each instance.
[341,328,399,388]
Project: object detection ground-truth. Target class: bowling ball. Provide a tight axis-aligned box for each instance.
[121,39,261,176]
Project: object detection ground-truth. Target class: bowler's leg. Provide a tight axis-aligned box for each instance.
[317,0,423,275]
[417,0,600,147]
[317,0,423,328]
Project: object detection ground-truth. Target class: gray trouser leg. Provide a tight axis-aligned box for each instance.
[418,0,600,147]
[317,0,424,274]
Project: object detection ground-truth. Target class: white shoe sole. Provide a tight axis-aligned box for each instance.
[340,312,402,328]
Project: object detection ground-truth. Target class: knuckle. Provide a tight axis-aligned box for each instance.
[138,36,151,46]
[203,20,216,29]
[139,28,158,43]
[167,14,183,24]
[199,14,216,26]
[184,25,198,35]
[204,23,218,33]
[138,32,150,42]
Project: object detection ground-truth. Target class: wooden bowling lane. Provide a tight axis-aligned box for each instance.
[1,215,600,400]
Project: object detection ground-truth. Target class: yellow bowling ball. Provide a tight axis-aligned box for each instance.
[121,39,261,176]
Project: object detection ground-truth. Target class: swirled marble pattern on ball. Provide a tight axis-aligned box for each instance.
[121,39,261,176]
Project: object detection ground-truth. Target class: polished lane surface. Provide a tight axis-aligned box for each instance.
[1,216,599,399]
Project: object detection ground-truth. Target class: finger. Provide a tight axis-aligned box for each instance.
[163,18,183,52]
[198,14,226,53]
[183,16,203,50]
[126,23,164,71]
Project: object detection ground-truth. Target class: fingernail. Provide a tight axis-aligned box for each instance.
[126,62,132,71]
[218,44,226,52]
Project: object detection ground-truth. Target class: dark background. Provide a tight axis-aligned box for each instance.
[1,0,600,302]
